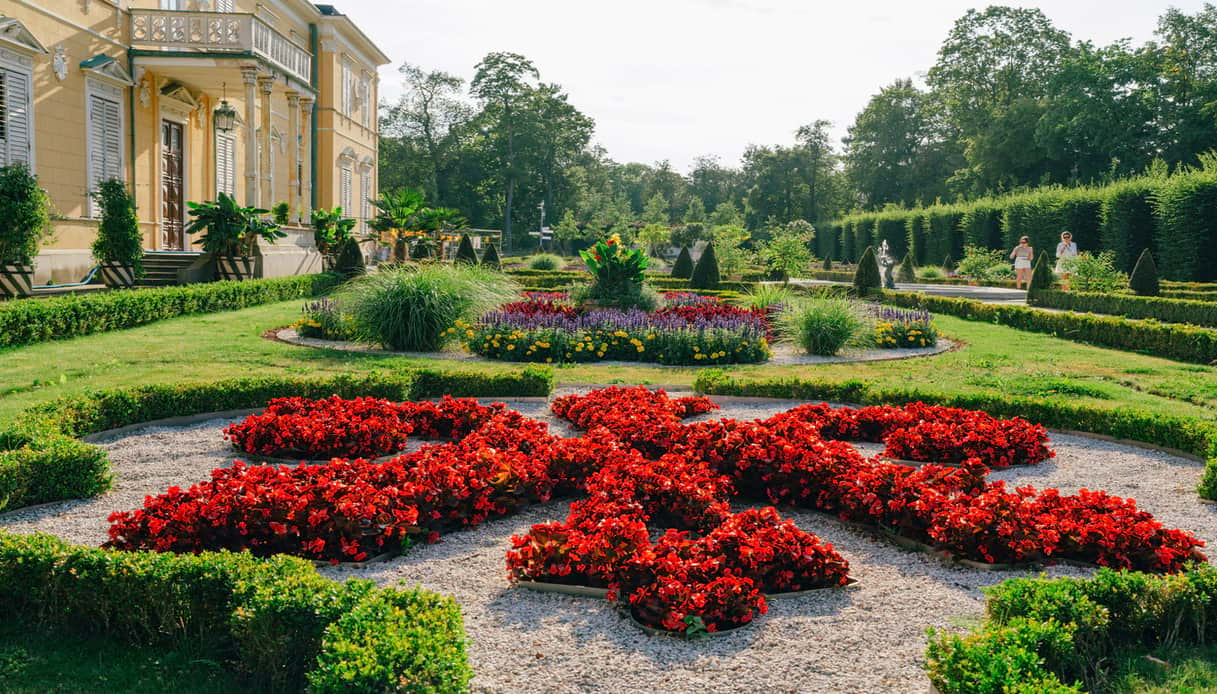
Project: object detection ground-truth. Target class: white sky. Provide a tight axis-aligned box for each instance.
[335,0,1210,172]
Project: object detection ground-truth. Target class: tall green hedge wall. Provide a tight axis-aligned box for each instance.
[823,168,1217,280]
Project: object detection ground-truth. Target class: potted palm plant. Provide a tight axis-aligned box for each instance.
[91,178,143,288]
[310,206,358,270]
[369,188,425,262]
[0,164,53,298]
[186,193,285,280]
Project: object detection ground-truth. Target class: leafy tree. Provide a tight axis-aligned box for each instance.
[688,155,743,215]
[381,62,471,201]
[642,192,670,225]
[1129,248,1160,296]
[758,233,813,283]
[709,223,751,278]
[470,52,539,244]
[690,242,721,289]
[637,223,670,258]
[671,246,694,278]
[709,201,743,228]
[853,246,882,294]
[683,196,707,224]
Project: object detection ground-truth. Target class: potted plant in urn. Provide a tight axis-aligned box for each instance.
[310,206,357,270]
[0,163,54,298]
[91,178,144,288]
[186,193,285,280]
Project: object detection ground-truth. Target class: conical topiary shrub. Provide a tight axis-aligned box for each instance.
[411,241,432,260]
[942,254,955,272]
[481,242,501,270]
[690,242,721,289]
[1028,251,1054,296]
[1129,248,1160,296]
[671,246,694,279]
[822,256,833,271]
[333,237,365,279]
[896,252,916,283]
[454,234,478,264]
[853,246,881,294]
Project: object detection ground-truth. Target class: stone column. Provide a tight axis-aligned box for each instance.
[240,65,259,206]
[285,91,300,222]
[299,95,314,218]
[257,74,276,209]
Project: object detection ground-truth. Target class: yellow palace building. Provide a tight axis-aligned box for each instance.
[1,0,388,284]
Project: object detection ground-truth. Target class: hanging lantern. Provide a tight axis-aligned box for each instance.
[213,82,237,132]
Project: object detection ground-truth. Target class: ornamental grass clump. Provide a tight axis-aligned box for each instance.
[779,296,870,356]
[527,253,564,271]
[342,264,517,351]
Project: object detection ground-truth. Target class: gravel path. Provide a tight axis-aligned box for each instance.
[1,394,1214,694]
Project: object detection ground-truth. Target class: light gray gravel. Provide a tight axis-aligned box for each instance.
[1,394,1214,694]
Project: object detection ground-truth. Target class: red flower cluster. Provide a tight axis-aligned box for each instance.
[109,387,1205,633]
[224,395,505,459]
[650,301,769,329]
[498,295,579,319]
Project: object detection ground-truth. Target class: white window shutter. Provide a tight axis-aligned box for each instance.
[0,66,33,168]
[215,0,236,11]
[216,132,236,196]
[360,172,371,230]
[341,167,352,213]
[87,92,123,213]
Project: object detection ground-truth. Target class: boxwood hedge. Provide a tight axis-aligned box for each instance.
[1028,289,1217,328]
[0,274,341,348]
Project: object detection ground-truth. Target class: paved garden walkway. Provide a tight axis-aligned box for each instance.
[791,279,1028,305]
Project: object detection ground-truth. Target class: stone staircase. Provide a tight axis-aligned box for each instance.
[138,252,205,287]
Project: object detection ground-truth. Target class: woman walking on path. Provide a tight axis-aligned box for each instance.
[1055,232,1079,291]
[1010,236,1034,289]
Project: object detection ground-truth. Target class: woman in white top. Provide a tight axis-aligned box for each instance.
[1055,232,1078,291]
[1009,236,1034,289]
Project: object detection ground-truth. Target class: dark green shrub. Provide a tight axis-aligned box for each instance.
[960,200,1004,251]
[271,201,290,225]
[454,234,478,264]
[1152,169,1217,281]
[1028,289,1217,329]
[480,242,501,269]
[332,238,365,279]
[690,242,721,289]
[905,212,930,265]
[874,213,909,260]
[90,178,144,277]
[1101,178,1160,273]
[896,253,916,283]
[840,219,857,263]
[854,217,876,253]
[1129,249,1160,297]
[927,207,965,264]
[942,254,956,271]
[0,163,53,266]
[822,256,833,271]
[0,274,340,348]
[671,246,694,278]
[411,240,433,260]
[1028,251,1054,294]
[852,246,881,294]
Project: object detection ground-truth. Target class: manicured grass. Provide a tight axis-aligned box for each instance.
[0,623,244,693]
[1111,645,1217,693]
[3,299,1217,423]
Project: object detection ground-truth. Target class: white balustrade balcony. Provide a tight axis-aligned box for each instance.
[130,10,311,85]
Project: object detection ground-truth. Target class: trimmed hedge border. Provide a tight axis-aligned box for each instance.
[692,370,1217,500]
[0,273,342,348]
[925,566,1217,693]
[0,531,471,692]
[878,289,1217,365]
[1029,289,1217,328]
[0,367,554,514]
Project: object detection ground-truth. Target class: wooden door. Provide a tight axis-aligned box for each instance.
[161,120,185,250]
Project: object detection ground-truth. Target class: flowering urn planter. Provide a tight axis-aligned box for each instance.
[216,255,256,281]
[0,263,34,298]
[99,261,136,289]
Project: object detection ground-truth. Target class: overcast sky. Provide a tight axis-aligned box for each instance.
[335,1,1209,172]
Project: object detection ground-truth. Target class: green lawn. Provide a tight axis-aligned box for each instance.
[0,623,243,693]
[1111,645,1217,693]
[3,298,1217,423]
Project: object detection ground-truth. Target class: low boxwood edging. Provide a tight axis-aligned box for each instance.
[692,370,1217,499]
[926,566,1217,694]
[0,273,342,348]
[0,532,470,692]
[1029,289,1217,328]
[0,366,553,513]
[879,289,1217,364]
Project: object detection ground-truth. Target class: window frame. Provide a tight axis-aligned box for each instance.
[85,78,126,217]
[0,47,36,171]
